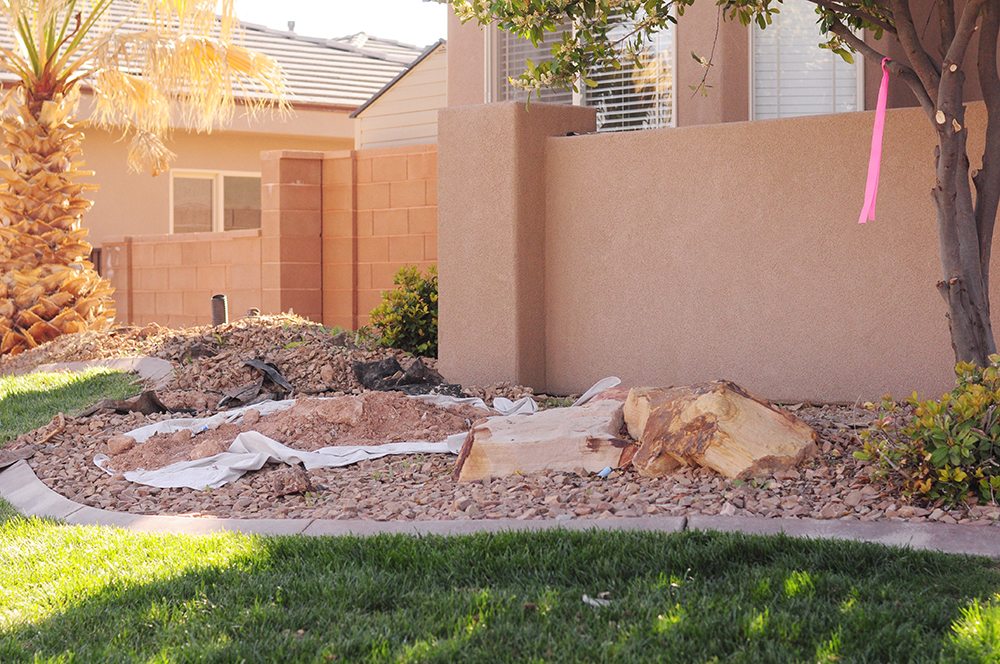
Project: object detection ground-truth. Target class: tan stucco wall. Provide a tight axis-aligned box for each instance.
[439,101,997,403]
[438,103,597,389]
[81,125,353,246]
[447,12,487,107]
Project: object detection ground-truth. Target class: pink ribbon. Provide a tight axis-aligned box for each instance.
[859,57,891,224]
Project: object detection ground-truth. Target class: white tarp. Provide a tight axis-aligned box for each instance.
[94,378,621,490]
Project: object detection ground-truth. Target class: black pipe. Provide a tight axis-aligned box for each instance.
[211,294,229,326]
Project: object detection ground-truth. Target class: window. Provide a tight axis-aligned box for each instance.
[751,2,862,119]
[170,171,262,233]
[493,13,676,132]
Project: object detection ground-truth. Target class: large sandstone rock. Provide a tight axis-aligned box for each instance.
[625,381,817,479]
[453,399,633,482]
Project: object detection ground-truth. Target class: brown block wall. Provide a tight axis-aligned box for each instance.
[322,144,438,330]
[260,150,324,322]
[115,229,263,327]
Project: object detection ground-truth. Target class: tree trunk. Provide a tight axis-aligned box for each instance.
[933,109,996,365]
[0,86,115,356]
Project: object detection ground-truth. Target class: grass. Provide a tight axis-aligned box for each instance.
[0,368,140,446]
[1,501,999,662]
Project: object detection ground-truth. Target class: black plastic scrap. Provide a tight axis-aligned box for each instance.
[218,358,294,409]
[352,357,464,396]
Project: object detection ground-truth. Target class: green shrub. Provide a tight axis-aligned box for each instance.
[857,356,1000,506]
[368,265,438,357]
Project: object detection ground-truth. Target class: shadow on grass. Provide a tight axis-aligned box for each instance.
[1,523,998,662]
[0,369,139,445]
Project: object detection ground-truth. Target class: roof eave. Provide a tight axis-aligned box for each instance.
[350,39,445,118]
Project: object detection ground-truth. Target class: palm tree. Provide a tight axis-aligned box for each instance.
[0,0,286,356]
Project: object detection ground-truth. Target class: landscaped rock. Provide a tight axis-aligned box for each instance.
[269,466,313,498]
[106,435,135,455]
[625,381,817,479]
[453,399,634,482]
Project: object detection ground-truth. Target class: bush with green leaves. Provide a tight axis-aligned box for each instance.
[368,265,438,357]
[857,357,1000,506]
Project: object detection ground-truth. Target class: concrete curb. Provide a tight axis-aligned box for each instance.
[2,460,999,556]
[28,357,173,389]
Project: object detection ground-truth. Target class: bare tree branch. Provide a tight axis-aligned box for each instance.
[942,0,985,71]
[889,0,942,92]
[829,20,935,119]
[938,0,957,57]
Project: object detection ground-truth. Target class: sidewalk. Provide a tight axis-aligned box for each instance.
[2,459,998,556]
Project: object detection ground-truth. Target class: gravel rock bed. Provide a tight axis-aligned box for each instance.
[7,401,1000,525]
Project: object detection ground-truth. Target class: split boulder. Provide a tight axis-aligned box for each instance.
[453,399,633,482]
[625,381,817,479]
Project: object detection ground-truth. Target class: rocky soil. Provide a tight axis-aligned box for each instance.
[0,314,534,401]
[4,315,998,525]
[102,392,486,474]
[6,399,999,525]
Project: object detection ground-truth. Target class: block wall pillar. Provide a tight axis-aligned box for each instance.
[260,150,324,321]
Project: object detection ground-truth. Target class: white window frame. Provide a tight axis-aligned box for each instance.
[748,24,865,120]
[484,18,679,130]
[168,169,262,234]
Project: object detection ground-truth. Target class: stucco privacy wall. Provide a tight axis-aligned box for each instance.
[439,101,998,403]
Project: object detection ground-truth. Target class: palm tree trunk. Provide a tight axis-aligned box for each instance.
[0,86,115,356]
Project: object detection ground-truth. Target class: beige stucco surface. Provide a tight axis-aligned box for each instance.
[439,100,998,402]
[81,117,353,246]
[438,102,596,389]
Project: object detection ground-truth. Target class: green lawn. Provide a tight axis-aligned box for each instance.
[0,368,139,445]
[1,501,998,662]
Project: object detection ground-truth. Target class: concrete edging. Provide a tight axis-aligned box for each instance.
[30,357,174,389]
[1,460,998,556]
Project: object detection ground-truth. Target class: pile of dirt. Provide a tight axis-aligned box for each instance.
[103,392,487,474]
[0,314,552,405]
[0,314,407,395]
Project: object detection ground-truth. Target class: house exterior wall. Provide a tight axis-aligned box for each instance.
[438,101,996,403]
[101,145,438,331]
[356,47,448,150]
[446,2,995,125]
[81,121,353,247]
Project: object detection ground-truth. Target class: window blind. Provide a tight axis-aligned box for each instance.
[495,25,574,105]
[495,14,675,132]
[583,16,675,132]
[752,2,860,119]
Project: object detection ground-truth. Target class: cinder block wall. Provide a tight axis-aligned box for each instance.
[322,144,438,330]
[100,145,438,330]
[106,230,263,327]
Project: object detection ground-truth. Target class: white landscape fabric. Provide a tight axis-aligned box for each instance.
[93,378,621,490]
